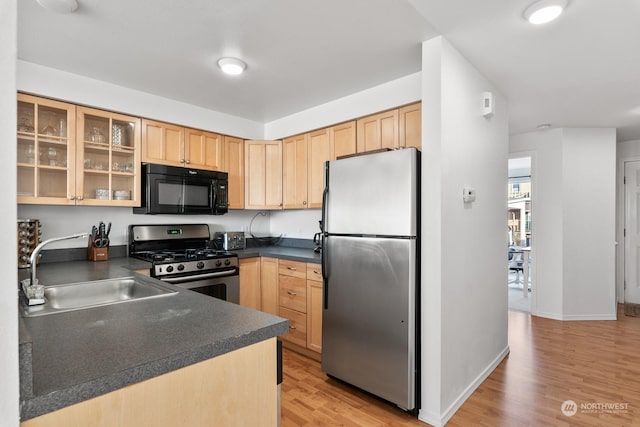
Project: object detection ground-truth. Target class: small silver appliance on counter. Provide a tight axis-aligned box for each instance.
[213,231,246,250]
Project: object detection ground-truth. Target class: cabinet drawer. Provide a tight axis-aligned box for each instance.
[306,263,322,282]
[279,275,307,313]
[279,306,307,347]
[278,259,306,279]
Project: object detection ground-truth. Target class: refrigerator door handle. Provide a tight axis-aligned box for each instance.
[322,161,329,309]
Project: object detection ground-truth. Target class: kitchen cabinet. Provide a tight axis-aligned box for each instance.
[185,128,225,171]
[306,263,323,353]
[75,106,141,206]
[224,136,244,209]
[278,259,307,347]
[307,128,331,208]
[244,140,283,210]
[282,134,308,209]
[239,257,262,311]
[261,257,279,316]
[17,94,77,205]
[399,102,422,150]
[141,119,184,167]
[21,339,278,427]
[356,109,399,153]
[142,120,225,172]
[330,120,356,159]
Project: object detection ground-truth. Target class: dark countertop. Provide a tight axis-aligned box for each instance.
[18,258,289,421]
[234,245,322,264]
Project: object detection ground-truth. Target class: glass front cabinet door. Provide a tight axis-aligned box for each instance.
[17,94,76,204]
[76,106,141,206]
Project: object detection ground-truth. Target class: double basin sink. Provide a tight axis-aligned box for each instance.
[21,276,177,317]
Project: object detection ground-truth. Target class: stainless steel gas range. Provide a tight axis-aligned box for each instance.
[128,224,239,304]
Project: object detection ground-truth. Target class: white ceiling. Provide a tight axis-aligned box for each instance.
[17,0,640,141]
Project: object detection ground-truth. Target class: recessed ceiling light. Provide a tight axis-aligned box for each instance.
[36,0,79,14]
[524,0,567,25]
[217,58,247,76]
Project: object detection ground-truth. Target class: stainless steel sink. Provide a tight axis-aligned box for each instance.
[21,277,177,317]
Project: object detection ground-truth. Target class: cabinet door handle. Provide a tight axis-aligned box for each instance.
[289,325,297,330]
[287,267,297,271]
[313,270,320,275]
[180,159,185,163]
[68,196,75,200]
[287,290,297,296]
[185,160,190,164]
[76,196,84,201]
[303,201,307,205]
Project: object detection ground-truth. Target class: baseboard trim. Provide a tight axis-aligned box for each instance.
[417,345,510,427]
[533,310,617,321]
[561,313,617,321]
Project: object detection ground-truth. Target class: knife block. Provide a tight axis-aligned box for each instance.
[87,236,109,262]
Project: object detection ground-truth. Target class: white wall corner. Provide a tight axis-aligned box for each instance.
[263,72,422,140]
[0,0,20,425]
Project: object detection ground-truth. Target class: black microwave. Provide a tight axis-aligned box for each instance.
[134,164,228,215]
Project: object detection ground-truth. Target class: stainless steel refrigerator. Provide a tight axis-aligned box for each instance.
[321,147,419,412]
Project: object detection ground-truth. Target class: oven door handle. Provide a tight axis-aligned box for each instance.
[160,268,238,284]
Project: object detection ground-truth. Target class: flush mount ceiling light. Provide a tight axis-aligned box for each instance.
[217,58,247,76]
[523,0,567,24]
[536,123,552,130]
[36,0,79,14]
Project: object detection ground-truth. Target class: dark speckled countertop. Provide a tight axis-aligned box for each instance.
[233,245,322,264]
[18,257,289,421]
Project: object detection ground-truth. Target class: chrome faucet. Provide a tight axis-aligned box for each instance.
[29,233,90,287]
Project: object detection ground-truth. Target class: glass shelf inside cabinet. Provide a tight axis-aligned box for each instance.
[84,115,109,144]
[38,104,69,139]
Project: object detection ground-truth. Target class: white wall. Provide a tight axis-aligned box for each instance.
[420,36,509,426]
[17,61,264,140]
[17,206,271,249]
[263,72,421,140]
[0,0,20,425]
[269,209,321,240]
[562,129,616,318]
[510,130,564,318]
[615,139,640,303]
[510,128,617,320]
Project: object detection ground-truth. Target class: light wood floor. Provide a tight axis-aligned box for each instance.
[281,305,640,426]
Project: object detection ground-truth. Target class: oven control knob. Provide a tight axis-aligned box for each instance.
[224,259,231,266]
[166,265,174,273]
[215,260,222,267]
[197,261,205,269]
[177,264,185,271]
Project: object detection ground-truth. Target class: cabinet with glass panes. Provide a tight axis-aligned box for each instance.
[76,106,141,206]
[17,94,76,204]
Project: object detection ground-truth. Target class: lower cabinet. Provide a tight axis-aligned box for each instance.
[239,257,261,310]
[21,339,278,427]
[239,257,323,356]
[306,264,323,353]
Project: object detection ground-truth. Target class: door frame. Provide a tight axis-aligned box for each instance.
[618,157,640,303]
[508,151,536,314]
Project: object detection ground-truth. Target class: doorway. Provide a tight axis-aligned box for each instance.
[508,157,532,313]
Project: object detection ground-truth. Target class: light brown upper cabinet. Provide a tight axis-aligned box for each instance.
[75,106,141,206]
[17,94,77,205]
[399,102,422,150]
[330,121,356,160]
[141,119,184,167]
[244,140,283,210]
[142,120,225,172]
[307,128,331,208]
[224,136,244,209]
[185,128,225,171]
[283,133,308,209]
[356,109,399,153]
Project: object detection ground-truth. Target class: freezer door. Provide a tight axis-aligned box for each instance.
[321,235,416,410]
[325,148,418,236]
